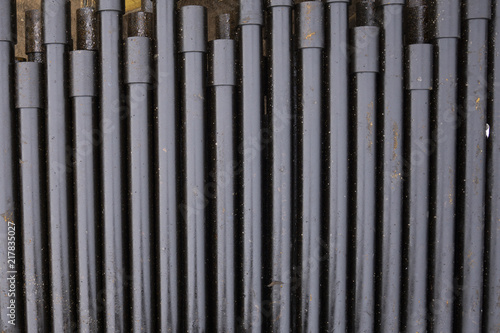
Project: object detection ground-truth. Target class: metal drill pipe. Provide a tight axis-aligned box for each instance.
[77,7,97,51]
[25,10,43,63]
[124,32,154,332]
[16,62,48,332]
[290,23,300,333]
[142,0,153,13]
[356,0,377,26]
[70,42,98,330]
[323,1,349,331]
[73,6,98,331]
[294,2,324,331]
[42,0,74,329]
[216,13,232,40]
[96,0,125,330]
[236,0,263,329]
[264,0,292,331]
[485,0,500,329]
[402,43,433,333]
[405,2,427,44]
[350,24,379,333]
[153,0,179,330]
[126,11,153,38]
[207,32,236,332]
[375,1,405,331]
[179,6,207,331]
[456,2,490,331]
[428,1,460,330]
[0,0,17,330]
[24,9,44,133]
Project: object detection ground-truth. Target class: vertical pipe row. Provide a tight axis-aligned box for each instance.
[20,9,45,333]
[16,61,47,332]
[402,3,433,328]
[124,13,153,330]
[428,0,460,330]
[153,0,179,330]
[96,0,125,330]
[42,0,73,329]
[71,6,98,331]
[350,4,379,330]
[485,0,500,329]
[323,0,349,331]
[0,1,17,330]
[264,0,292,331]
[179,6,207,331]
[294,2,324,331]
[6,0,500,330]
[456,1,491,331]
[207,18,236,331]
[236,0,263,330]
[375,0,404,330]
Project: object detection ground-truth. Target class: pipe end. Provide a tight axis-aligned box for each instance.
[407,43,433,90]
[296,1,325,49]
[70,50,97,97]
[125,36,152,84]
[26,9,43,54]
[126,11,153,38]
[77,7,97,50]
[216,14,232,40]
[353,26,380,73]
[356,0,377,26]
[239,0,263,25]
[179,6,207,53]
[209,39,235,87]
[15,62,42,109]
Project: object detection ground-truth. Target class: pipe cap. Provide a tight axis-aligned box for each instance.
[43,0,70,44]
[297,1,324,49]
[407,43,433,90]
[70,50,96,97]
[179,6,207,53]
[97,0,124,12]
[240,0,263,25]
[209,39,235,87]
[125,36,152,84]
[352,26,379,73]
[15,62,42,108]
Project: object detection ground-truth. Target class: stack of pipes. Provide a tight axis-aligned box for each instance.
[0,0,499,331]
